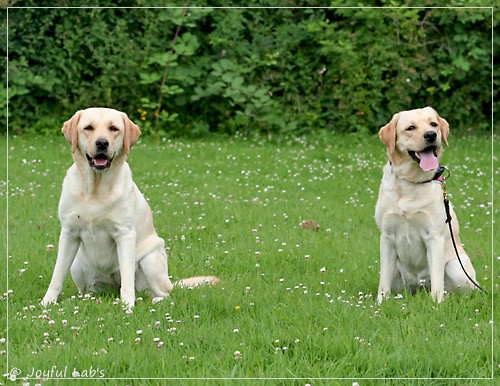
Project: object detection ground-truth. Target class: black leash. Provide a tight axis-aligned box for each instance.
[441,167,487,293]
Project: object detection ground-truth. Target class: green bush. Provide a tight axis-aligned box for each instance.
[3,1,495,137]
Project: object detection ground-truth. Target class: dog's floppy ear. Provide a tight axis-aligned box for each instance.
[62,110,82,153]
[122,112,141,155]
[379,112,400,156]
[437,115,449,146]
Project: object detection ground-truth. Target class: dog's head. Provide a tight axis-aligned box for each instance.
[62,108,141,172]
[379,106,449,181]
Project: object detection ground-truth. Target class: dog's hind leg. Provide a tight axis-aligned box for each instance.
[445,255,477,292]
[138,250,173,304]
[70,257,90,294]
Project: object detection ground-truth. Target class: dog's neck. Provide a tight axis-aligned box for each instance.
[73,151,128,197]
[388,160,443,184]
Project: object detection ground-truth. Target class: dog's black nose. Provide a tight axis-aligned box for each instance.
[423,131,437,143]
[95,138,109,150]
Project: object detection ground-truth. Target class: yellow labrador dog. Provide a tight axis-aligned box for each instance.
[375,106,477,303]
[42,107,219,308]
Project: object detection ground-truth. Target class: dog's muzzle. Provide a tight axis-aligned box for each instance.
[86,137,114,171]
[408,146,438,172]
[86,153,114,171]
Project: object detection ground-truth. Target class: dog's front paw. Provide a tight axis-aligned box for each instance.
[121,299,135,308]
[377,288,390,304]
[41,290,59,306]
[120,295,135,308]
[120,286,135,308]
[431,289,445,303]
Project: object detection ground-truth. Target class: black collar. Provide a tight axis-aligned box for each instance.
[427,165,446,183]
[389,162,446,184]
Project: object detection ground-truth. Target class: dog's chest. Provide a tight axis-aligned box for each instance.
[377,180,446,268]
[381,190,442,234]
[61,199,123,271]
[378,174,444,222]
[62,197,119,232]
[379,177,443,229]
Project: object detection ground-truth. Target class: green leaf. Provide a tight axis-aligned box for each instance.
[452,56,470,72]
[161,85,184,95]
[139,97,159,110]
[221,73,234,83]
[147,52,178,66]
[174,33,200,56]
[139,72,163,85]
[232,76,244,87]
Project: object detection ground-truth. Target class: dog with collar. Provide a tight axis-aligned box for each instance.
[375,106,478,303]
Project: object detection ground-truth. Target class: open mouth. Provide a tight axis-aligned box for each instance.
[86,153,113,171]
[408,146,439,171]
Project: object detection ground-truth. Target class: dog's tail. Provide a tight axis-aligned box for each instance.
[173,276,220,289]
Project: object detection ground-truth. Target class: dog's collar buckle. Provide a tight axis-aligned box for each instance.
[431,165,446,182]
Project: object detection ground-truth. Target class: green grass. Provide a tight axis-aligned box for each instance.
[1,133,497,385]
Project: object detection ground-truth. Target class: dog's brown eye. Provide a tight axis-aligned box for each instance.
[430,122,438,127]
[109,125,119,132]
[406,125,416,131]
[83,125,93,131]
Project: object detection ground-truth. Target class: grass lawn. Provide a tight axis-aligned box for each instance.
[1,132,497,385]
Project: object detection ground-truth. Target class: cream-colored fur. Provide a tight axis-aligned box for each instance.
[42,107,219,308]
[375,106,477,303]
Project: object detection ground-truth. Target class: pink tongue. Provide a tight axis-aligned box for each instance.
[94,158,108,166]
[418,150,438,171]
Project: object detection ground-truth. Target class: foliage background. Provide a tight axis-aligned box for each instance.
[2,1,496,138]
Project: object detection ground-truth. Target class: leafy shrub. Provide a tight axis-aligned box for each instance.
[2,1,495,137]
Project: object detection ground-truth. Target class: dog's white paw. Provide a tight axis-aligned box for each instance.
[431,289,445,303]
[121,296,135,308]
[41,289,60,306]
[41,297,57,307]
[120,287,135,308]
[152,296,166,305]
[377,289,389,304]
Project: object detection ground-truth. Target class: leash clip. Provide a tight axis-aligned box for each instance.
[440,166,450,201]
[441,166,452,223]
[440,165,451,181]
